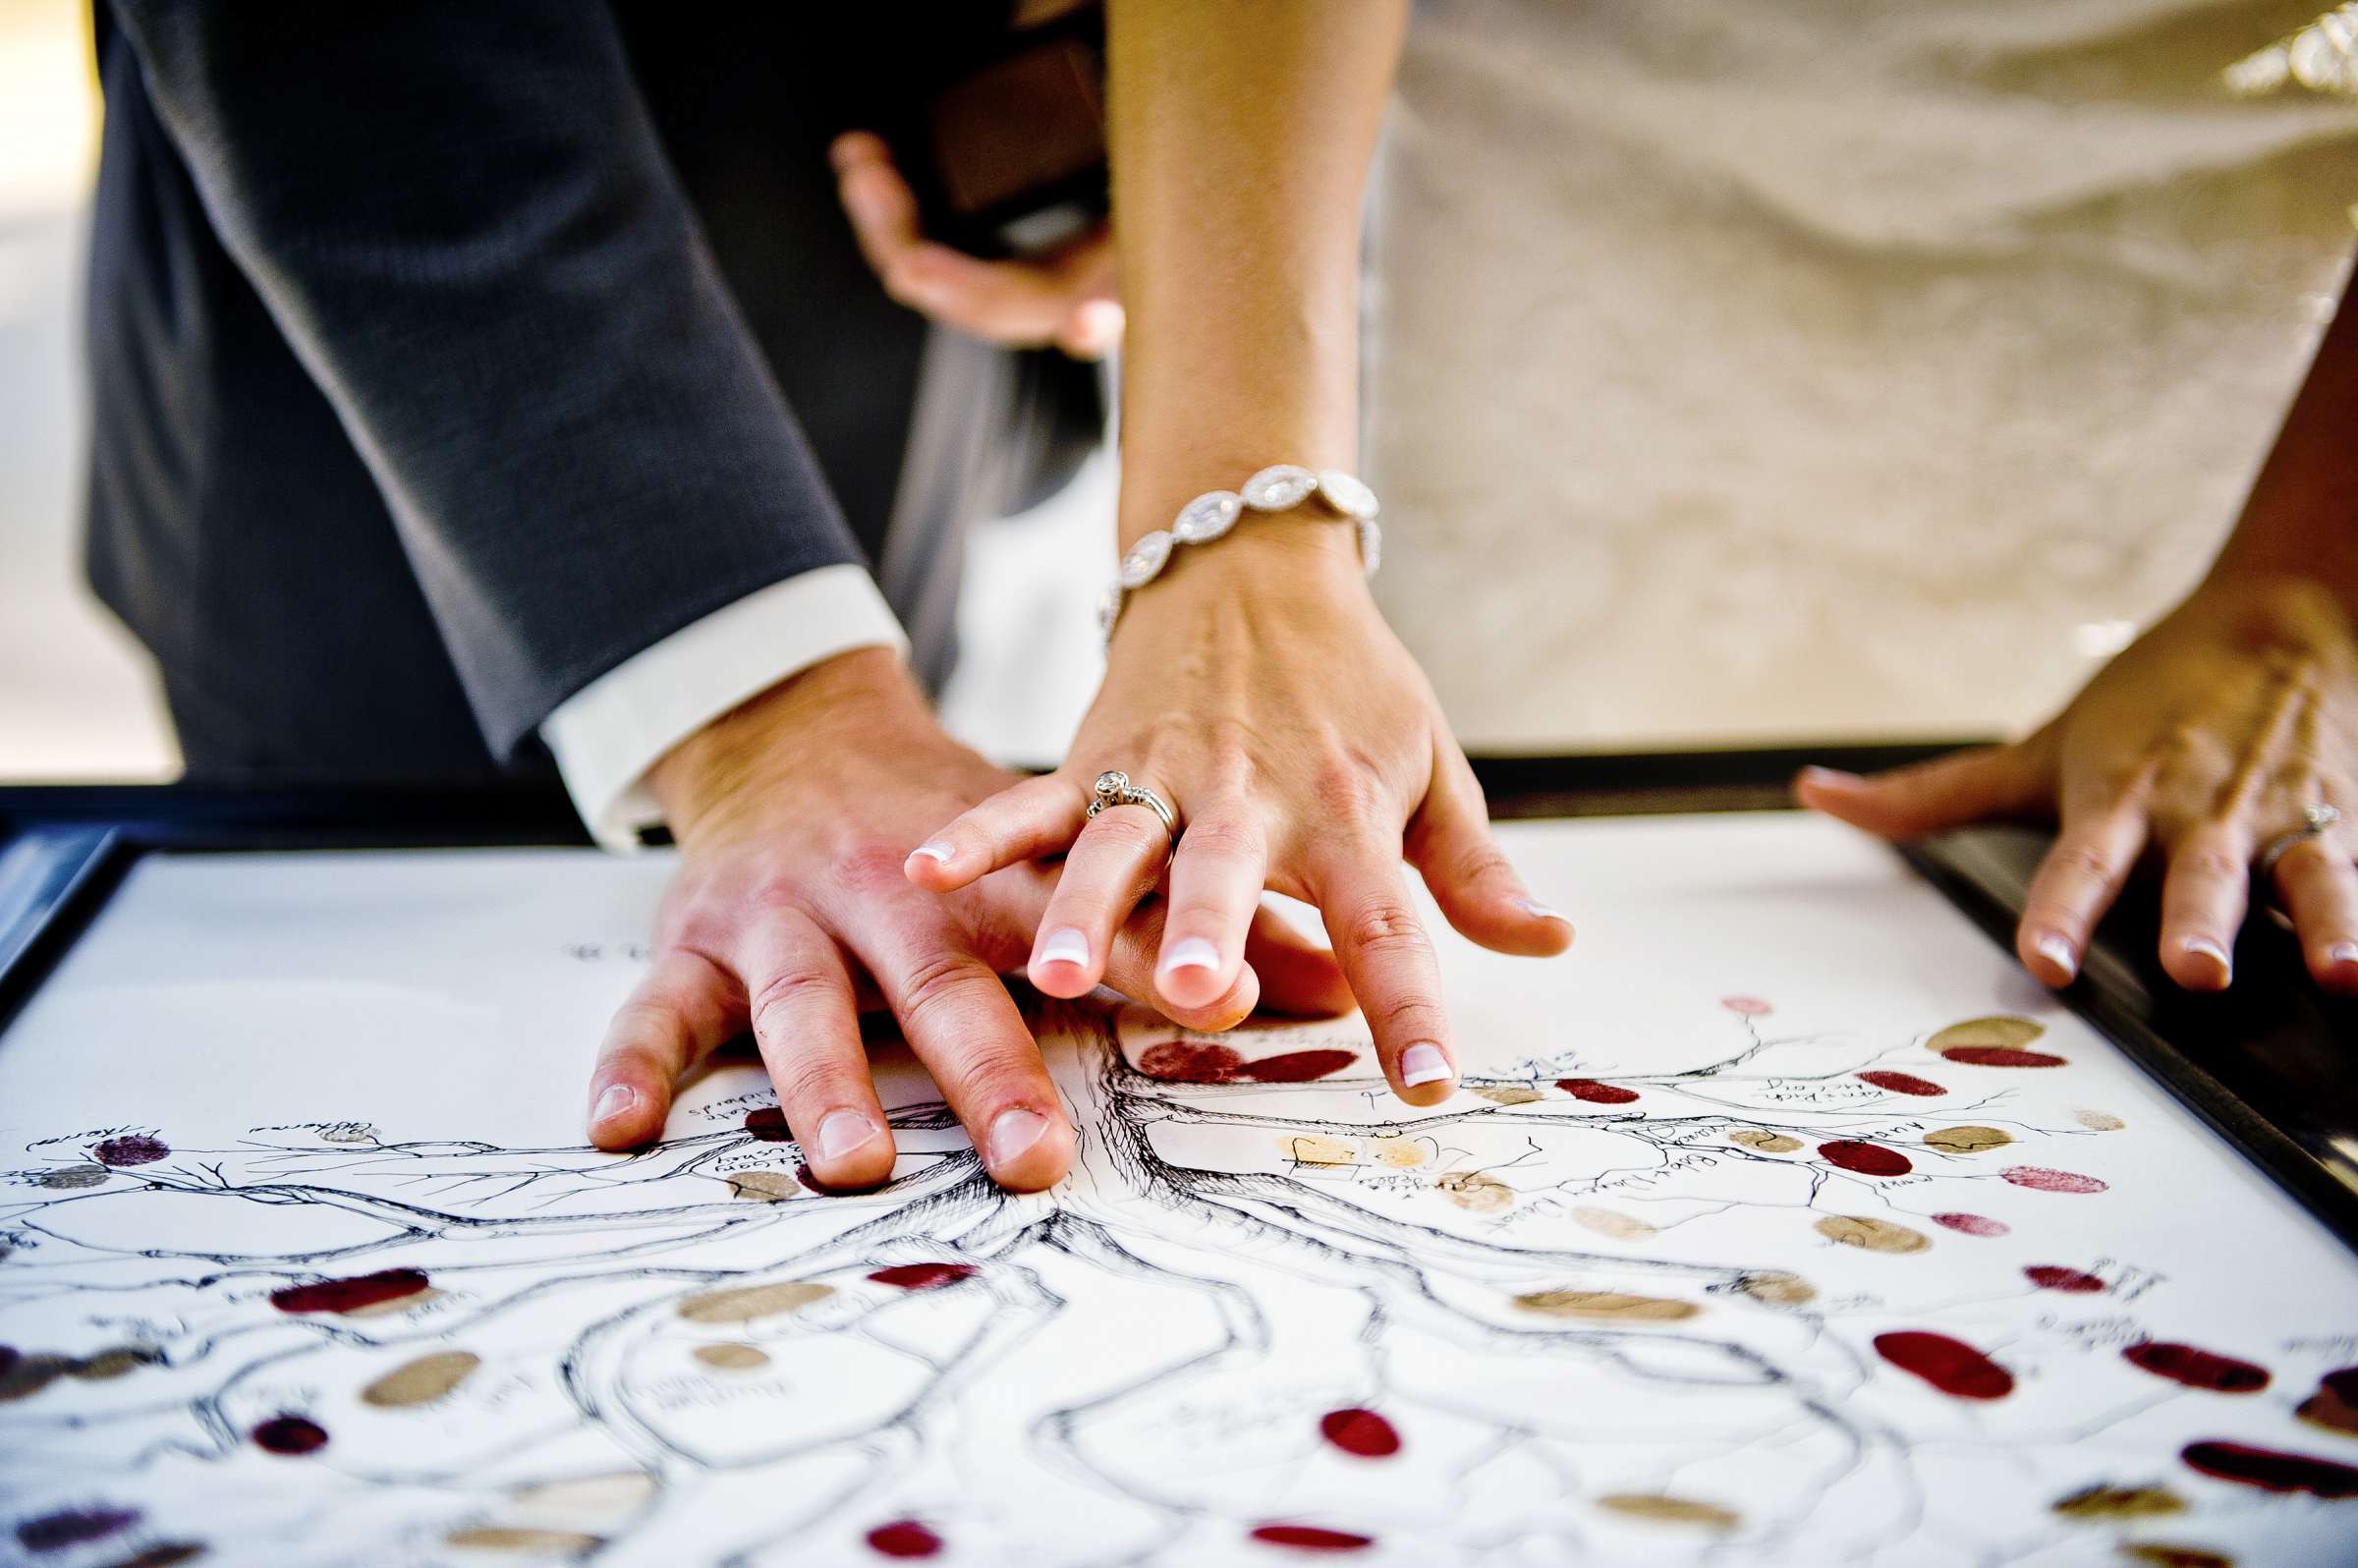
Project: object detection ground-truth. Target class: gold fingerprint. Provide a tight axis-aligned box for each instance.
[443,1527,605,1555]
[2052,1484,2186,1519]
[507,1473,655,1515]
[1596,1493,1740,1529]
[723,1171,803,1203]
[1514,1290,1701,1321]
[693,1342,770,1371]
[1571,1206,1656,1240]
[1925,1126,2013,1154]
[1929,1016,2046,1051]
[1815,1215,1930,1254]
[1473,1086,1544,1105]
[1281,1135,1358,1167]
[1371,1138,1428,1168]
[675,1281,834,1323]
[67,1348,149,1381]
[1737,1271,1818,1307]
[2073,1109,2126,1132]
[362,1351,481,1409]
[1728,1129,1803,1153]
[1436,1171,1514,1212]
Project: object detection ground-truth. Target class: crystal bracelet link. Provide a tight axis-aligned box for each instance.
[1098,464,1382,643]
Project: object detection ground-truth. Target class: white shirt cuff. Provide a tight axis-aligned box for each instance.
[542,565,908,850]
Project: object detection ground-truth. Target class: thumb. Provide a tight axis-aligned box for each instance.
[1796,741,2052,841]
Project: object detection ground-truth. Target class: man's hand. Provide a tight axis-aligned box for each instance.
[582,648,1349,1191]
[830,132,1122,360]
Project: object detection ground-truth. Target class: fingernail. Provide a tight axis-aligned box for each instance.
[2330,942,2358,967]
[2033,932,2077,982]
[818,1109,879,1161]
[1039,927,1091,970]
[2182,935,2231,980]
[1516,897,1570,924]
[1399,1044,1453,1088]
[908,841,954,867]
[1159,936,1220,976]
[1071,299,1124,350]
[986,1107,1048,1167]
[1798,766,1862,788]
[590,1084,636,1126]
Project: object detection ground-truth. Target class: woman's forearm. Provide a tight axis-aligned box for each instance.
[1104,0,1407,552]
[2207,253,2358,608]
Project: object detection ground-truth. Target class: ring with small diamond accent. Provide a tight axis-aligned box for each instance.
[1085,770,1180,845]
[2257,802,2344,931]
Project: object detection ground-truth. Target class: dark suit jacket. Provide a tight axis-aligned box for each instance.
[85,2,1097,781]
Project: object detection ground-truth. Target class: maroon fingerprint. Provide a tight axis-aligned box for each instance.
[269,1267,430,1315]
[2001,1166,2107,1195]
[252,1415,328,1455]
[14,1505,141,1552]
[1137,1041,1246,1083]
[1721,996,1772,1016]
[1819,1141,1913,1177]
[2124,1342,2270,1394]
[1858,1071,1946,1096]
[1248,1524,1376,1552]
[2180,1440,2358,1497]
[0,1346,16,1376]
[1319,1407,1401,1458]
[866,1519,943,1558]
[91,1135,169,1166]
[1933,1213,2009,1238]
[98,1546,205,1568]
[1938,1046,2067,1068]
[2326,1367,2358,1402]
[1556,1079,1641,1104]
[868,1262,977,1292]
[1874,1331,2014,1400]
[744,1107,792,1143]
[1243,1049,1360,1084]
[2024,1265,2106,1294]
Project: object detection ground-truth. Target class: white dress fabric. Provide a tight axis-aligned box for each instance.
[1367,0,2358,750]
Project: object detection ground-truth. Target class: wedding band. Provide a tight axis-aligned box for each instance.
[2256,802,2342,930]
[1086,770,1179,843]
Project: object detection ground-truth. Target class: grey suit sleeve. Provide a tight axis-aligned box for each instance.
[107,1,871,759]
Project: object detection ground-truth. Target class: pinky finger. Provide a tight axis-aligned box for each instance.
[2273,838,2358,994]
[905,774,1089,890]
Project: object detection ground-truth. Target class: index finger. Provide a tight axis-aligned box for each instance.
[1313,848,1458,1106]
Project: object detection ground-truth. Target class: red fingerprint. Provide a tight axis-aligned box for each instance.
[1244,1049,1359,1084]
[2327,1367,2358,1402]
[252,1415,328,1455]
[92,1135,169,1166]
[868,1262,977,1291]
[2001,1166,2107,1195]
[1858,1071,1946,1096]
[744,1107,792,1142]
[1874,1331,2014,1400]
[1138,1041,1245,1083]
[1556,1079,1640,1104]
[1819,1141,1912,1177]
[1249,1524,1376,1552]
[866,1519,943,1558]
[2024,1265,2106,1294]
[1721,996,1772,1016]
[1938,1046,2067,1068]
[1934,1212,2009,1237]
[2180,1440,2358,1497]
[1319,1407,1401,1458]
[269,1268,429,1314]
[2124,1342,2270,1393]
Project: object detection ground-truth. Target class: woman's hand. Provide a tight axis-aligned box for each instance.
[829,132,1122,361]
[584,648,1348,1192]
[1799,574,2358,994]
[904,527,1573,1106]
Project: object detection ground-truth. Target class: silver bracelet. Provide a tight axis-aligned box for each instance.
[1097,465,1382,642]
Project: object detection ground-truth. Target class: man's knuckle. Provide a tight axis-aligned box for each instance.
[896,949,988,1023]
[1343,900,1429,955]
[747,968,837,1033]
[826,844,913,899]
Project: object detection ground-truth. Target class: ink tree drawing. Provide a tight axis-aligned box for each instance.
[5,997,2357,1566]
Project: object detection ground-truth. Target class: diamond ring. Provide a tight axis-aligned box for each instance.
[2256,802,2343,930]
[1086,771,1179,845]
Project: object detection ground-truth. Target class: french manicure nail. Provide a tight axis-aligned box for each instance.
[986,1107,1048,1167]
[1517,897,1570,924]
[590,1084,636,1126]
[2033,932,2077,982]
[1039,927,1090,969]
[1399,1043,1453,1088]
[909,841,953,866]
[818,1109,879,1161]
[2330,942,2358,967]
[2182,935,2230,979]
[1160,936,1220,975]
